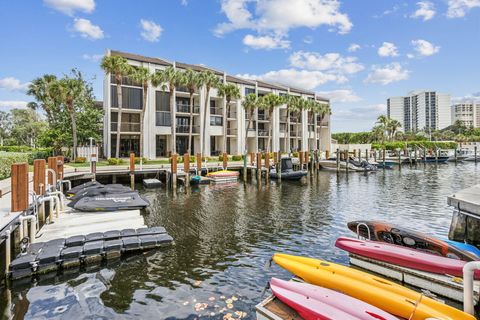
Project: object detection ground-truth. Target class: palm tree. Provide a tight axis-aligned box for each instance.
[199,70,221,156]
[282,94,294,153]
[260,93,284,153]
[287,96,301,152]
[52,76,84,159]
[183,69,202,155]
[376,115,390,143]
[242,93,261,173]
[27,74,58,123]
[294,98,308,151]
[388,119,402,141]
[218,83,241,153]
[151,66,184,155]
[101,55,131,158]
[316,103,331,153]
[130,66,151,158]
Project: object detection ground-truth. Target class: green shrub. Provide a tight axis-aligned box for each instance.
[232,155,243,161]
[107,158,124,165]
[0,152,30,180]
[292,151,299,158]
[134,157,148,164]
[74,157,87,163]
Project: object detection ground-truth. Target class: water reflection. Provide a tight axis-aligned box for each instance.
[3,163,479,319]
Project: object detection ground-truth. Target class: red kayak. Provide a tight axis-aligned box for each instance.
[336,237,480,279]
[270,277,398,320]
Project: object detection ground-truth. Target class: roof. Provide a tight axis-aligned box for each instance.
[226,75,256,86]
[448,184,480,218]
[255,80,288,91]
[110,50,172,66]
[175,61,224,76]
[288,86,315,96]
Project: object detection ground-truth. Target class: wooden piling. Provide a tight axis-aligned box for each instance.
[250,152,255,165]
[382,149,386,169]
[345,150,349,174]
[90,153,97,180]
[299,151,304,171]
[47,156,58,187]
[475,146,478,163]
[184,153,190,173]
[33,159,46,196]
[171,154,178,190]
[196,153,202,175]
[336,148,340,172]
[129,153,135,190]
[256,152,262,179]
[326,150,330,160]
[222,152,228,170]
[11,163,28,212]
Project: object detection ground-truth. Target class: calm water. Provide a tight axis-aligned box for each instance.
[2,163,480,319]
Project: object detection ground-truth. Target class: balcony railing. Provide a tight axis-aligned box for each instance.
[308,125,315,132]
[176,104,200,114]
[279,116,287,122]
[227,128,237,135]
[257,113,269,121]
[156,112,171,127]
[227,110,237,118]
[210,107,223,116]
[176,125,200,133]
[111,122,140,132]
[258,130,269,137]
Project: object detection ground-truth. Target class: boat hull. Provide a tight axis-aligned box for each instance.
[272,253,475,320]
[347,220,478,261]
[269,170,307,181]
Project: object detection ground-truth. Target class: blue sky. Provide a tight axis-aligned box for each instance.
[0,0,479,132]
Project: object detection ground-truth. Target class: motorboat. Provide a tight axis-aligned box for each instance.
[319,157,377,172]
[269,157,307,181]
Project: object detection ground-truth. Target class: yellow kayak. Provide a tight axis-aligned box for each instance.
[273,253,475,320]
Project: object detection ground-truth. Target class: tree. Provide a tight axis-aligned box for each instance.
[130,67,151,158]
[183,69,202,155]
[27,75,58,123]
[199,70,221,156]
[218,83,241,154]
[9,109,47,147]
[316,103,330,153]
[0,111,11,146]
[151,66,184,155]
[388,119,402,140]
[242,93,260,155]
[260,93,283,153]
[101,55,131,158]
[376,115,390,143]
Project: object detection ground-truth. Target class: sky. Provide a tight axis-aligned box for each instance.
[0,0,479,132]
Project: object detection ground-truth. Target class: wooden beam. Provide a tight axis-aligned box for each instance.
[11,163,28,212]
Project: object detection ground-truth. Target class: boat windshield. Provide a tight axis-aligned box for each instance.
[449,211,480,246]
[281,158,293,170]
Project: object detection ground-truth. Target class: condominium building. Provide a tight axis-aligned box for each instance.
[451,102,480,128]
[387,90,451,132]
[103,50,331,159]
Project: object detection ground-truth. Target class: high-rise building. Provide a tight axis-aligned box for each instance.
[102,50,331,159]
[451,102,480,128]
[387,90,451,132]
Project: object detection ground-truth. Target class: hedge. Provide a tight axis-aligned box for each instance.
[0,152,30,180]
[0,146,53,154]
[372,141,458,150]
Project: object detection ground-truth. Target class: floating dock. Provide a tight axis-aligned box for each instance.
[256,295,301,320]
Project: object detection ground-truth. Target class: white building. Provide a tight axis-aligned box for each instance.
[387,90,451,132]
[451,102,480,128]
[103,50,331,159]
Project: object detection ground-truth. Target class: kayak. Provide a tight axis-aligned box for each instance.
[336,237,480,279]
[443,238,480,259]
[270,277,398,320]
[272,253,475,320]
[347,220,478,261]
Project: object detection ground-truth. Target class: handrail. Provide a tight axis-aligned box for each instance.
[463,261,480,315]
[356,222,371,240]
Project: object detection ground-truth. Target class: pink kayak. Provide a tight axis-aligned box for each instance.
[336,237,480,279]
[270,277,398,320]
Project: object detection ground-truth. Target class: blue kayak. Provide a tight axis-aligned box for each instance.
[443,238,480,259]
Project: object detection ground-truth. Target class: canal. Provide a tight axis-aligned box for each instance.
[2,163,479,319]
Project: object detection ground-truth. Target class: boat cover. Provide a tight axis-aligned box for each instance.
[68,184,132,207]
[73,192,150,212]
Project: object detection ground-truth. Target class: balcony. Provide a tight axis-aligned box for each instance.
[257,113,269,121]
[258,130,269,137]
[227,110,237,119]
[210,107,223,116]
[279,115,287,122]
[227,128,238,135]
[308,125,315,132]
[176,104,200,114]
[156,112,171,127]
[176,125,200,134]
[111,122,140,132]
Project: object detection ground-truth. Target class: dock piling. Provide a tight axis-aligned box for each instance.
[47,157,58,190]
[256,153,262,180]
[382,149,386,170]
[222,152,228,170]
[90,153,97,180]
[264,152,270,180]
[11,163,29,212]
[196,153,202,175]
[475,146,478,163]
[184,153,190,187]
[129,153,135,190]
[336,148,340,172]
[171,154,178,191]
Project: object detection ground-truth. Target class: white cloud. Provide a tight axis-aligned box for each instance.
[0,101,29,110]
[44,0,95,16]
[72,18,104,40]
[0,77,30,92]
[243,34,290,50]
[317,89,361,103]
[411,1,436,21]
[364,63,410,85]
[452,92,480,103]
[347,43,361,52]
[334,104,387,121]
[140,19,163,42]
[237,69,347,90]
[303,36,313,44]
[411,39,440,56]
[447,0,480,18]
[377,42,399,57]
[289,51,364,75]
[214,0,352,36]
[82,53,103,62]
[406,53,415,59]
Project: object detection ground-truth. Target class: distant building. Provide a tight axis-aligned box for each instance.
[387,90,451,132]
[451,102,480,128]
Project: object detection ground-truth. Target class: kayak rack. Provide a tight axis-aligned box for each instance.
[348,253,480,304]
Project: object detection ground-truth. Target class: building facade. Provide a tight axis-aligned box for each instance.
[451,102,480,128]
[387,90,451,132]
[103,50,331,159]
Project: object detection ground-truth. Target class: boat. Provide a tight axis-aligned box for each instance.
[443,239,480,259]
[335,237,480,279]
[347,220,478,261]
[190,175,201,185]
[72,192,150,212]
[272,253,475,320]
[269,277,398,320]
[319,157,377,172]
[441,150,469,162]
[421,155,449,163]
[206,170,239,183]
[464,155,479,162]
[269,158,307,181]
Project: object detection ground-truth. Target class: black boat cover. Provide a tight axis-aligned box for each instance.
[68,184,131,206]
[67,181,103,196]
[73,192,150,212]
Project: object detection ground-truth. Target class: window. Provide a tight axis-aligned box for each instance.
[156,91,170,111]
[111,86,142,110]
[210,116,223,126]
[245,88,255,95]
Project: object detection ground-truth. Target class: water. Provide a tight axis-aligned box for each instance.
[2,163,480,319]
